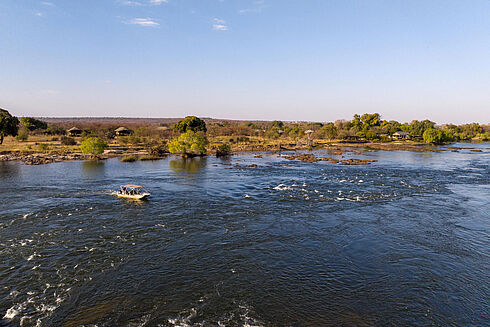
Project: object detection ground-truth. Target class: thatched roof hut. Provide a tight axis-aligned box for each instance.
[67,127,82,136]
[115,127,132,136]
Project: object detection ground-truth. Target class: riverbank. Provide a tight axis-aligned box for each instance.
[1,139,486,166]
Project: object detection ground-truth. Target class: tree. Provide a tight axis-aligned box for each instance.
[271,120,284,129]
[381,120,402,135]
[0,109,19,144]
[360,113,381,128]
[216,143,231,157]
[410,120,435,137]
[80,137,107,158]
[44,124,66,135]
[173,116,207,133]
[168,131,208,156]
[423,128,447,144]
[20,117,48,131]
[317,122,338,139]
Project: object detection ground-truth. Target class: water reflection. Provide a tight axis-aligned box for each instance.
[81,160,106,178]
[0,161,19,178]
[169,157,207,175]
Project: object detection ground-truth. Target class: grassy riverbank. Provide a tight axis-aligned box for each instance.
[0,133,483,166]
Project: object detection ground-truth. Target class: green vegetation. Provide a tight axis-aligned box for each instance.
[139,155,163,161]
[216,143,231,157]
[168,131,208,156]
[80,137,107,158]
[121,155,137,162]
[44,125,66,135]
[20,117,48,131]
[173,116,207,133]
[0,109,19,144]
[37,143,49,151]
[0,109,487,161]
[16,128,29,142]
[60,136,77,145]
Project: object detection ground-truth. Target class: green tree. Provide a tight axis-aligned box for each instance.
[173,116,207,133]
[317,122,338,139]
[216,143,231,157]
[80,137,107,158]
[410,120,436,137]
[351,114,362,130]
[0,109,19,144]
[381,120,402,135]
[423,128,447,144]
[360,113,381,129]
[168,131,208,156]
[271,120,284,129]
[20,117,48,131]
[44,124,66,135]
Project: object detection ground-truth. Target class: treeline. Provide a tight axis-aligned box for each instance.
[207,113,489,144]
[1,108,489,148]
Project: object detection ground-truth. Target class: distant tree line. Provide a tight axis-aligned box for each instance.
[0,109,489,150]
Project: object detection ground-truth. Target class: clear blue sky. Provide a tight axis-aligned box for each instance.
[1,0,489,124]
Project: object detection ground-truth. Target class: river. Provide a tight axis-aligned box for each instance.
[0,143,489,327]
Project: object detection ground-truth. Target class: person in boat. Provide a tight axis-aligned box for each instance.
[120,186,127,195]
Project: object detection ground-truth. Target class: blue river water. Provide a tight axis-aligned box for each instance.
[0,143,489,326]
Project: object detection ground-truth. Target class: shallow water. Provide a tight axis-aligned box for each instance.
[0,143,489,327]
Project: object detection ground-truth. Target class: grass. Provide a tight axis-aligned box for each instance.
[139,155,164,161]
[120,155,138,162]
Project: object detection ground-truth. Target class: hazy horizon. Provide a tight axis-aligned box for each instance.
[1,0,489,124]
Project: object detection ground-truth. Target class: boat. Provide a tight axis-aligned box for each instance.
[112,184,151,200]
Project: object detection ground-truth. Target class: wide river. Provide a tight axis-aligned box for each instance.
[0,143,488,327]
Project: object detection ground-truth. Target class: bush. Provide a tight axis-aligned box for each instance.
[80,137,107,158]
[121,155,137,162]
[148,144,168,156]
[216,143,231,157]
[16,128,29,142]
[60,136,77,145]
[38,143,49,151]
[44,124,66,135]
[168,131,208,156]
[139,155,162,161]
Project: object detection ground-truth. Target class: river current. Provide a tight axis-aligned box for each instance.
[0,143,489,327]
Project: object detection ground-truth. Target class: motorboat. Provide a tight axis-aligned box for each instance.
[113,184,151,200]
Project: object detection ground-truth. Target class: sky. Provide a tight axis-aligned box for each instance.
[0,0,489,124]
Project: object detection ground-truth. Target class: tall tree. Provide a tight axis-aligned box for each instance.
[173,116,207,133]
[0,109,19,144]
[20,117,48,131]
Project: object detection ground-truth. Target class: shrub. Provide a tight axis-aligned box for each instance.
[168,130,208,156]
[38,143,49,151]
[60,136,77,145]
[80,137,107,158]
[16,128,29,142]
[148,144,168,156]
[44,124,66,135]
[121,155,137,162]
[139,155,162,161]
[216,143,231,157]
